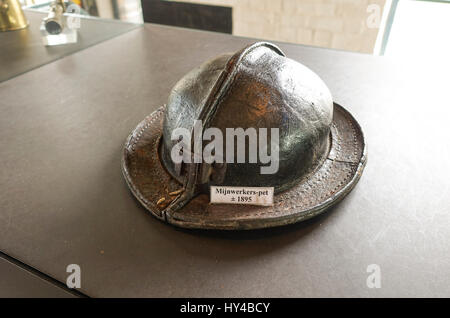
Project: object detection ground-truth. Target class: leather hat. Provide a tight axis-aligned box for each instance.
[122,42,367,230]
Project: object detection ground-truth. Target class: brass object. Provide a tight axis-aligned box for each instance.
[0,0,28,32]
[122,42,367,230]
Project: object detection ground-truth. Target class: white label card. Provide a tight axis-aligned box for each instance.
[210,186,274,206]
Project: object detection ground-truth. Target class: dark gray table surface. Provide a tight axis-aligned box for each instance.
[0,254,75,297]
[0,23,449,297]
[0,10,138,83]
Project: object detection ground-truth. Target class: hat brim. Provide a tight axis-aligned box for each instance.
[122,103,367,230]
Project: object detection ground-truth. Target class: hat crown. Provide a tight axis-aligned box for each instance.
[161,42,333,193]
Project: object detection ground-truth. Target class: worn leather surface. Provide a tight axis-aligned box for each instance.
[123,102,365,229]
[1,23,450,296]
[157,42,344,221]
[162,43,334,197]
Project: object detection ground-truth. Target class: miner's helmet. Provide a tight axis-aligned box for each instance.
[122,42,367,230]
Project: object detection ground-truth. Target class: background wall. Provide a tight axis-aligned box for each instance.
[171,0,386,53]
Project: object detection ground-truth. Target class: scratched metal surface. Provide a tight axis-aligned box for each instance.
[0,23,449,297]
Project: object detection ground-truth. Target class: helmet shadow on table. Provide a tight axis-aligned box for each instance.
[115,133,358,262]
[144,194,348,261]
